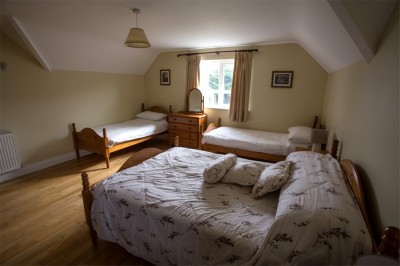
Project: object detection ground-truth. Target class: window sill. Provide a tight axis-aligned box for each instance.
[205,107,229,111]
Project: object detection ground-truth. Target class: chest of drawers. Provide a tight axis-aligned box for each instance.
[168,113,207,149]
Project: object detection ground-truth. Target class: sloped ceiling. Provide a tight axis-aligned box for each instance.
[0,0,397,75]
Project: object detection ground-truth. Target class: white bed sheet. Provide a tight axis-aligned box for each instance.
[202,126,294,155]
[92,118,168,147]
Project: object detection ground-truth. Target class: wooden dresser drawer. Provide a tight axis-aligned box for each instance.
[168,113,207,149]
[169,137,198,148]
[168,116,198,125]
[169,130,198,141]
[169,123,198,133]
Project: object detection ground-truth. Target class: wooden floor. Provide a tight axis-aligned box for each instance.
[0,138,170,265]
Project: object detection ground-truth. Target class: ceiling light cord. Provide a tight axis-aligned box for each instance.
[133,8,140,28]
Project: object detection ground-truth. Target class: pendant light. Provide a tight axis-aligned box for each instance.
[124,8,151,48]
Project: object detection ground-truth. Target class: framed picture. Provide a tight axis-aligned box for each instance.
[160,69,170,85]
[271,71,293,88]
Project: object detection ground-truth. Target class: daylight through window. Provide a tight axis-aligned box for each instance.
[200,59,234,109]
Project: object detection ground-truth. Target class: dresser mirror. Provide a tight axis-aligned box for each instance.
[187,88,204,114]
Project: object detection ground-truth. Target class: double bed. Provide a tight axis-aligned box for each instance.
[72,103,171,168]
[202,117,326,162]
[81,140,376,265]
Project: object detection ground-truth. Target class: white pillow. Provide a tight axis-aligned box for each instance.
[252,160,292,197]
[288,126,312,145]
[221,162,262,186]
[203,153,237,183]
[136,111,167,121]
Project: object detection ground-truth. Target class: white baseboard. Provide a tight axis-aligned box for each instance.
[0,150,91,183]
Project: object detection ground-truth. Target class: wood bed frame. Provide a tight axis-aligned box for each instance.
[80,139,380,257]
[340,159,377,252]
[202,116,329,162]
[72,103,172,168]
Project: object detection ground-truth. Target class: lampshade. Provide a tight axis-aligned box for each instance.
[311,129,328,144]
[124,8,151,48]
[311,129,328,152]
[124,28,151,48]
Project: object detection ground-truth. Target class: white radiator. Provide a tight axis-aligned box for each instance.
[0,130,21,174]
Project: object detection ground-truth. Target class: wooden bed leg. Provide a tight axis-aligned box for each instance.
[217,117,222,127]
[72,123,81,159]
[81,172,98,244]
[105,154,110,168]
[174,136,179,147]
[141,103,145,112]
[102,128,110,168]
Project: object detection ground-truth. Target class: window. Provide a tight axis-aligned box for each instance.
[200,59,234,109]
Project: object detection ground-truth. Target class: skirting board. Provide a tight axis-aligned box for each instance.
[0,149,91,183]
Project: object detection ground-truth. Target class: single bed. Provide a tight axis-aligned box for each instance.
[202,117,326,162]
[81,141,376,265]
[72,103,171,168]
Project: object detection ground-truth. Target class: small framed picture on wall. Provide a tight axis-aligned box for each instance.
[160,69,170,85]
[271,71,293,88]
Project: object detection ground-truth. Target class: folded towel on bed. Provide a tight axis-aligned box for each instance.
[203,153,237,183]
[221,162,262,186]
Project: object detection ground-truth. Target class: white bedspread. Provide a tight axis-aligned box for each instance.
[92,147,275,265]
[92,118,168,147]
[202,126,293,155]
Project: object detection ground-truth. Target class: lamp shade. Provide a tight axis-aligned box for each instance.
[311,129,328,144]
[124,28,151,48]
[311,129,328,152]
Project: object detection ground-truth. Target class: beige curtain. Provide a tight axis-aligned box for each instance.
[229,51,253,122]
[186,55,201,109]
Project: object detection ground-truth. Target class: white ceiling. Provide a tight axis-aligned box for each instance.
[0,0,397,75]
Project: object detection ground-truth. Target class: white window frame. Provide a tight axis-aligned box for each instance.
[200,59,234,110]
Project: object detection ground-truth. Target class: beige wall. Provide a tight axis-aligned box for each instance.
[0,33,145,165]
[145,43,328,132]
[2,8,397,245]
[323,7,399,239]
[1,39,328,167]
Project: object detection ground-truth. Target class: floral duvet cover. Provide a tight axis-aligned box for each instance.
[253,152,372,265]
[91,147,276,265]
[91,148,372,265]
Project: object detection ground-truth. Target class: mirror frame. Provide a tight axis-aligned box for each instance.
[186,88,204,114]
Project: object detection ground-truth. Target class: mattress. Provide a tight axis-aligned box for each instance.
[202,126,294,155]
[92,118,168,146]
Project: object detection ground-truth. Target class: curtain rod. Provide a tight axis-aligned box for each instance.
[177,49,258,57]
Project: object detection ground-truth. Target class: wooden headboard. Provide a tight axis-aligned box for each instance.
[312,116,326,129]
